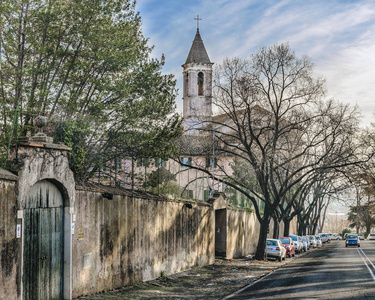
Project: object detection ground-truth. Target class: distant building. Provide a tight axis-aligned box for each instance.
[93,28,253,208]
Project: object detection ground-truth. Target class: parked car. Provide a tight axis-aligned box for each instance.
[309,235,317,247]
[329,233,340,240]
[358,234,365,240]
[345,234,360,247]
[289,235,303,254]
[266,239,286,261]
[368,233,375,240]
[319,233,330,243]
[279,237,295,258]
[301,236,310,251]
[305,236,311,248]
[315,235,322,247]
[335,234,342,240]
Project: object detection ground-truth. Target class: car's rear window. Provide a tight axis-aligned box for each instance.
[347,235,357,239]
[279,238,290,244]
[267,240,278,246]
[290,236,297,241]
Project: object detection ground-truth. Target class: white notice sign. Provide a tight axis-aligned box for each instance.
[16,224,21,238]
[72,223,75,234]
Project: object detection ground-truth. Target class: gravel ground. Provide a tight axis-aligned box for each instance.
[74,252,307,300]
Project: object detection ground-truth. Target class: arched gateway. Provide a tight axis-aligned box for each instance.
[23,180,65,299]
[10,120,75,300]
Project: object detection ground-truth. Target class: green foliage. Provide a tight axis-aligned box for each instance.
[245,206,253,212]
[52,117,92,179]
[342,228,351,236]
[0,0,182,179]
[155,181,182,198]
[347,205,375,233]
[145,167,176,188]
[145,167,182,197]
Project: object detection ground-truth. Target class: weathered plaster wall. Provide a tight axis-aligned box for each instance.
[0,171,20,300]
[72,188,215,298]
[290,217,298,235]
[226,208,260,259]
[226,209,298,259]
[13,146,75,208]
[10,144,76,300]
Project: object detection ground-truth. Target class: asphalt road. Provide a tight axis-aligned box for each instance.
[224,240,375,300]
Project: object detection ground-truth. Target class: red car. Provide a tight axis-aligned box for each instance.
[279,237,295,257]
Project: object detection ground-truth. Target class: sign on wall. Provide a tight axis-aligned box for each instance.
[16,224,21,238]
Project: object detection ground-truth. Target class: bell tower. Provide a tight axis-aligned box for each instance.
[182,20,213,131]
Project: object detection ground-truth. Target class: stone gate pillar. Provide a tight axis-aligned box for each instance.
[8,118,75,300]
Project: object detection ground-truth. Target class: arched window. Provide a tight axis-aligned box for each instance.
[198,72,204,96]
[184,73,188,97]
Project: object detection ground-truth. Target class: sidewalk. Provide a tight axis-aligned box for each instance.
[75,255,294,300]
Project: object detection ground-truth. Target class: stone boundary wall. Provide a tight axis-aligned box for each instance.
[0,167,299,300]
[72,187,215,298]
[0,171,20,300]
[226,207,260,258]
[226,208,298,259]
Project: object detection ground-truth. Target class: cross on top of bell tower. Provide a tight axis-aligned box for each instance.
[194,15,202,30]
[184,16,211,65]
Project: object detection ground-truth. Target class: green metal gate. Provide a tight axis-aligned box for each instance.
[23,180,64,300]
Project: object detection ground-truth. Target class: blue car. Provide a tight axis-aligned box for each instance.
[346,234,360,247]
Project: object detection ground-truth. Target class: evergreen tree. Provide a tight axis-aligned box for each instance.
[0,0,182,180]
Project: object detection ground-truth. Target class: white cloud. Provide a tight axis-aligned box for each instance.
[137,0,375,126]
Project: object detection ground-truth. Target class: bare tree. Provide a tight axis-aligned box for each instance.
[179,43,366,260]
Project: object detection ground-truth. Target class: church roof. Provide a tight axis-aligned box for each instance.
[178,134,212,156]
[184,29,212,65]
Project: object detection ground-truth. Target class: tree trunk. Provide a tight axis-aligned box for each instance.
[254,210,271,260]
[297,216,302,235]
[312,222,318,235]
[283,218,290,236]
[272,215,279,238]
[366,224,371,238]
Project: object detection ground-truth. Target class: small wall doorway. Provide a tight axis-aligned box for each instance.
[215,209,226,257]
[23,180,64,300]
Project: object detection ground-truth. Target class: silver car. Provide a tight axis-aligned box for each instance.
[315,235,322,247]
[309,235,317,247]
[266,239,286,262]
[319,233,330,243]
[301,236,310,251]
[289,234,303,254]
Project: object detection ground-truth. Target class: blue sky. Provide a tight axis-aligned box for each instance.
[136,0,375,127]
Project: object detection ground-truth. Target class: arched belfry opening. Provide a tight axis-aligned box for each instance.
[198,72,204,96]
[184,73,189,97]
